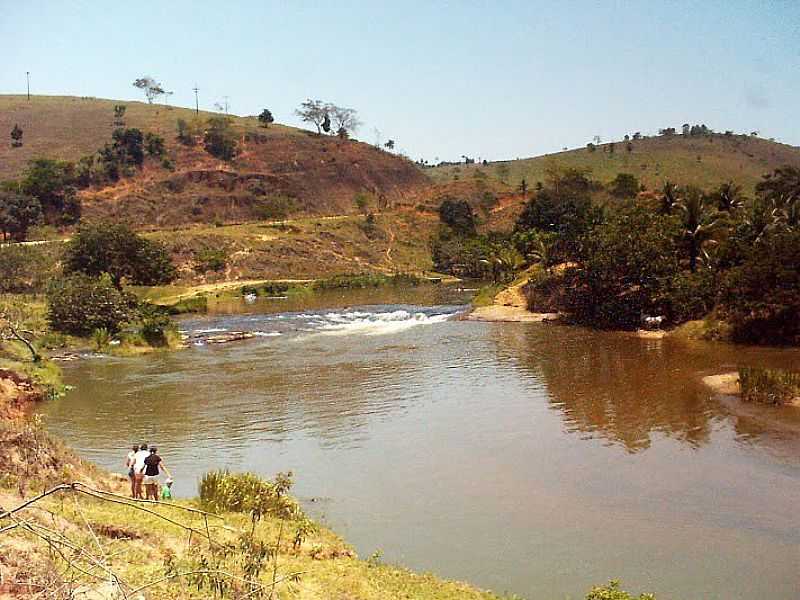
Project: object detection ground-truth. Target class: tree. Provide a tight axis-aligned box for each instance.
[258,109,274,128]
[384,139,395,150]
[715,181,744,212]
[20,158,78,222]
[111,128,145,166]
[756,165,800,207]
[719,230,800,345]
[659,181,678,215]
[557,205,682,329]
[677,187,719,272]
[609,173,639,199]
[46,273,135,335]
[113,105,126,126]
[203,117,239,161]
[64,223,176,289]
[0,191,41,241]
[144,132,166,157]
[438,199,477,236]
[295,99,329,134]
[329,106,361,137]
[518,178,528,199]
[682,123,691,135]
[132,76,164,104]
[10,124,23,148]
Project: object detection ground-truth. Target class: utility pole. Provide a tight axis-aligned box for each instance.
[26,71,30,101]
[222,96,229,114]
[193,86,199,115]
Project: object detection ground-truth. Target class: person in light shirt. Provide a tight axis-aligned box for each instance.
[125,444,139,498]
[132,443,150,499]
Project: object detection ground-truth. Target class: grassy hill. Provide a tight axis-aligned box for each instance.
[0,95,429,225]
[427,133,800,194]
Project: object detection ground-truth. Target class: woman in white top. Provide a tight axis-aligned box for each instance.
[125,444,139,498]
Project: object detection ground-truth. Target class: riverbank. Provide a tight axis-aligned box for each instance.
[0,365,504,600]
[466,277,560,323]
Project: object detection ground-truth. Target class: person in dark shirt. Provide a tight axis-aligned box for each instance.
[143,446,171,500]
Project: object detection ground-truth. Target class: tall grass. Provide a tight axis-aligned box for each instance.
[738,367,800,405]
[198,470,303,520]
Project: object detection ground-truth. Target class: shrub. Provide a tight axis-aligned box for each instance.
[137,303,173,346]
[561,205,681,329]
[46,274,135,335]
[665,269,717,323]
[585,580,655,600]
[438,198,476,236]
[199,470,302,520]
[0,244,62,293]
[144,132,165,157]
[719,230,800,345]
[203,117,239,161]
[739,367,800,405]
[609,173,639,199]
[91,327,111,351]
[194,248,228,273]
[64,223,176,288]
[253,195,296,221]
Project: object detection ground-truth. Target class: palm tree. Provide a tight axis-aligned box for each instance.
[677,188,719,272]
[659,181,679,215]
[716,181,744,212]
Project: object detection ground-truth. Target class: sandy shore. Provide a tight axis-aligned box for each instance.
[465,278,562,323]
[702,372,740,396]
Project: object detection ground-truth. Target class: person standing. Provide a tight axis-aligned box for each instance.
[126,444,139,498]
[132,443,150,499]
[143,446,171,501]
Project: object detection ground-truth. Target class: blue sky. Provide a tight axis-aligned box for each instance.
[1,1,798,161]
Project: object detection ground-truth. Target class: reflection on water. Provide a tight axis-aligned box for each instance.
[43,291,800,600]
[491,324,800,456]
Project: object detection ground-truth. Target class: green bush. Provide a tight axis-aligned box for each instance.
[585,580,655,600]
[194,247,228,273]
[739,367,800,405]
[64,223,176,288]
[167,295,208,314]
[203,117,239,161]
[46,274,135,335]
[199,470,302,520]
[0,243,62,293]
[719,230,800,345]
[562,206,681,329]
[253,195,296,221]
[137,303,173,346]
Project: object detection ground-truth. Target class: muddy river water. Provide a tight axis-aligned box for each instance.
[43,287,800,599]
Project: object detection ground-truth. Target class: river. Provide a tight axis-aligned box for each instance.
[43,286,800,599]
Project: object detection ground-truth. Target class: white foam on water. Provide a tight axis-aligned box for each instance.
[304,309,454,337]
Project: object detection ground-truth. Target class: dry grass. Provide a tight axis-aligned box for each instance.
[428,134,800,194]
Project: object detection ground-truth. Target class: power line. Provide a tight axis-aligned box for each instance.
[193,85,199,115]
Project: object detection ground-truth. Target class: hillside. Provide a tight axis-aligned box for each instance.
[427,133,800,194]
[0,95,429,226]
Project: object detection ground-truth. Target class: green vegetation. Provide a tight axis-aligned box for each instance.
[65,223,176,287]
[586,580,655,600]
[199,470,302,519]
[195,247,229,273]
[203,116,239,160]
[427,132,800,194]
[46,273,135,335]
[738,367,800,405]
[312,272,422,291]
[514,165,800,342]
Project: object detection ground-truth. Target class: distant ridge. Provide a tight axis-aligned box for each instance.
[427,133,800,193]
